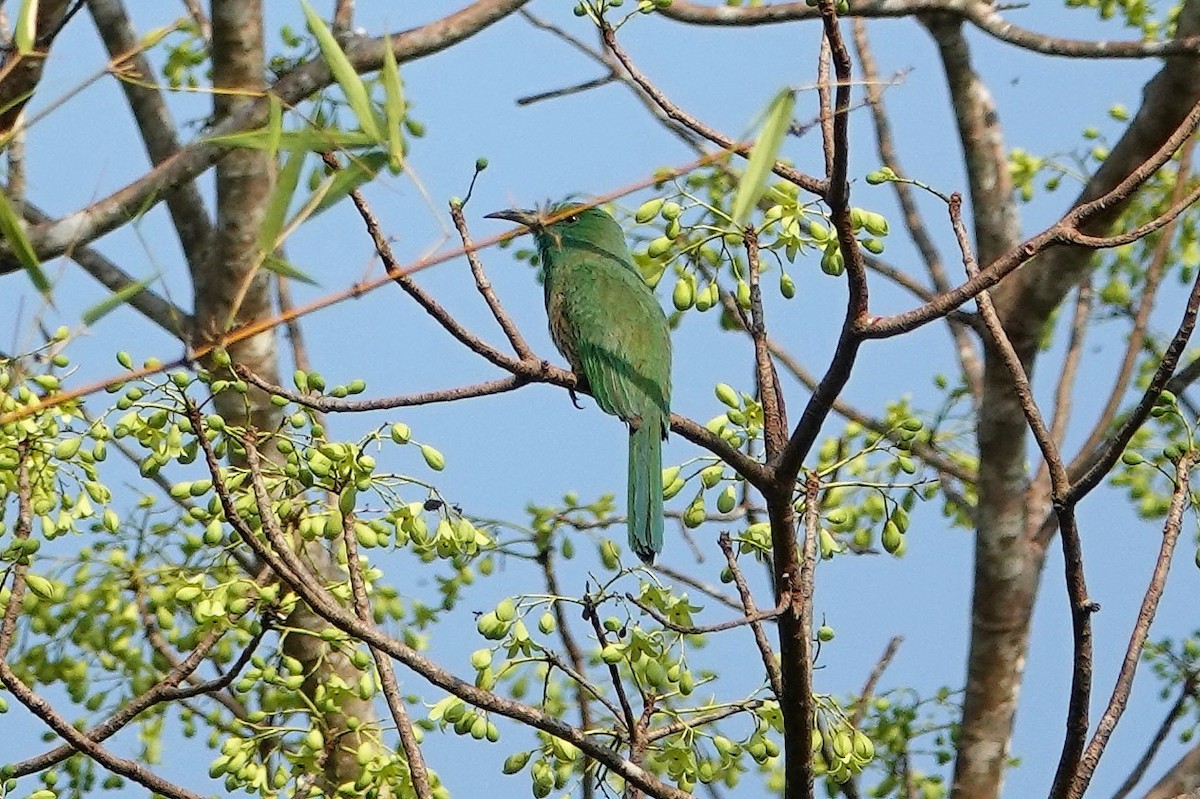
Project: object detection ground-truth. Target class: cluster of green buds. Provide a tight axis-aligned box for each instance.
[705,381,763,449]
[572,0,672,19]
[500,734,581,798]
[813,717,875,783]
[429,696,501,743]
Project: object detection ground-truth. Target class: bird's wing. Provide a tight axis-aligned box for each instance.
[560,261,671,428]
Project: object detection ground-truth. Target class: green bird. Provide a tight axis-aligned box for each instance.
[487,204,672,563]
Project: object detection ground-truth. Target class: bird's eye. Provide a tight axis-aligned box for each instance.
[562,215,579,224]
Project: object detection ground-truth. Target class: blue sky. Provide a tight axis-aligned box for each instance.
[3,2,1198,797]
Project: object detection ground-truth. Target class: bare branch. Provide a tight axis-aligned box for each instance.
[343,512,433,799]
[1069,453,1194,799]
[658,0,1200,58]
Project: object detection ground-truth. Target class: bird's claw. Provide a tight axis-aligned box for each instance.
[569,388,584,410]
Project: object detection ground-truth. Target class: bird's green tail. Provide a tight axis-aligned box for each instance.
[628,414,664,564]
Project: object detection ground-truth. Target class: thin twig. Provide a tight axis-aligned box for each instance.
[450,200,533,359]
[183,404,692,799]
[1110,674,1199,799]
[599,23,825,197]
[1068,453,1194,799]
[342,510,434,799]
[717,532,783,699]
[1064,139,1195,490]
[626,590,785,635]
[849,636,902,726]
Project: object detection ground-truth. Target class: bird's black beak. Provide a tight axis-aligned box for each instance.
[484,208,541,229]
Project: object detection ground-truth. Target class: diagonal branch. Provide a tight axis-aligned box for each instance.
[1068,453,1194,799]
[0,0,530,272]
[658,0,1200,58]
[87,0,214,279]
[189,403,695,799]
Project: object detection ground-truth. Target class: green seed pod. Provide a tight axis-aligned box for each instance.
[600,539,620,569]
[116,351,134,369]
[717,485,737,513]
[683,497,706,528]
[660,201,682,220]
[862,211,889,237]
[736,279,751,309]
[715,383,740,408]
[420,444,445,471]
[635,198,665,223]
[672,277,695,311]
[643,657,667,687]
[647,236,673,259]
[538,612,556,635]
[495,598,517,622]
[819,528,840,559]
[832,730,853,758]
[780,272,796,298]
[700,464,724,489]
[391,422,412,444]
[355,522,378,548]
[820,244,845,277]
[54,438,82,460]
[817,624,835,642]
[852,730,875,761]
[1121,451,1144,466]
[862,237,885,255]
[662,476,686,500]
[661,465,681,486]
[600,644,624,664]
[881,520,904,554]
[502,751,531,774]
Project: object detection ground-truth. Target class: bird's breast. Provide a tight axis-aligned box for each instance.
[546,287,581,372]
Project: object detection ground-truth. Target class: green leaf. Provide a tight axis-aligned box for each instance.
[15,0,38,55]
[731,87,795,227]
[262,255,318,286]
[82,274,157,326]
[207,127,378,152]
[0,188,49,296]
[266,93,283,158]
[380,35,406,172]
[300,0,381,141]
[258,148,306,253]
[311,151,389,216]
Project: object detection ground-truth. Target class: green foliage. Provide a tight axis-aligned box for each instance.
[1064,0,1173,38]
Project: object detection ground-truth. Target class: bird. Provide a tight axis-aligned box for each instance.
[486,204,672,563]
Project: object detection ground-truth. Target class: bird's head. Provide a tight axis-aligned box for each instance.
[485,203,626,253]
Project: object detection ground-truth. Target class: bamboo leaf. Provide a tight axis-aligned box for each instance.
[15,0,38,55]
[731,88,796,227]
[300,0,381,141]
[82,274,157,326]
[207,126,377,152]
[0,188,49,296]
[266,93,283,158]
[262,255,318,285]
[258,148,306,253]
[380,35,406,173]
[311,151,389,217]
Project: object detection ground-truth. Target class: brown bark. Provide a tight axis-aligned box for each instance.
[0,0,73,136]
[1141,744,1200,799]
[87,0,213,280]
[945,3,1200,798]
